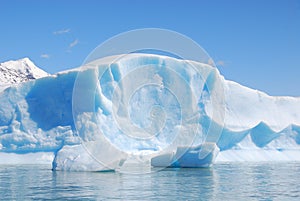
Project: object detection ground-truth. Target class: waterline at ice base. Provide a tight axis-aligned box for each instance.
[0,54,300,172]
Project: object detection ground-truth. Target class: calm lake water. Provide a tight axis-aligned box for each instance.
[1,163,300,200]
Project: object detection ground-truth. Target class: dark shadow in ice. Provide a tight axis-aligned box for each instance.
[25,72,77,131]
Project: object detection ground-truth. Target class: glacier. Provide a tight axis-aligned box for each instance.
[0,54,300,172]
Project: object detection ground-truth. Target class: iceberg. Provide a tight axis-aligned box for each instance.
[0,54,300,172]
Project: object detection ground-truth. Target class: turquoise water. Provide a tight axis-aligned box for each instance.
[1,163,300,200]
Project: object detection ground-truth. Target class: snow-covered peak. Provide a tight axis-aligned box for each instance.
[0,57,49,89]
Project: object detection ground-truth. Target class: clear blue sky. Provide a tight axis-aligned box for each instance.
[0,0,299,96]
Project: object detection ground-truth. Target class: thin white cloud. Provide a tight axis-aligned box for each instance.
[208,58,214,66]
[216,60,225,66]
[40,54,50,59]
[69,39,79,48]
[53,28,71,35]
[207,58,226,67]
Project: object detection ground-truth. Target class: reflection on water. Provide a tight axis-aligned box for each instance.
[0,163,300,200]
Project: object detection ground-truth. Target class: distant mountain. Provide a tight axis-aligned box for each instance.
[0,58,49,90]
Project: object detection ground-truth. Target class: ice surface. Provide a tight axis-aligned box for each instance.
[0,54,300,171]
[0,152,54,165]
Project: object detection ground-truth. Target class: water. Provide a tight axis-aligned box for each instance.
[1,163,300,200]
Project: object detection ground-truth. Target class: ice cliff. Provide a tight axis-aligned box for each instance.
[0,54,299,171]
